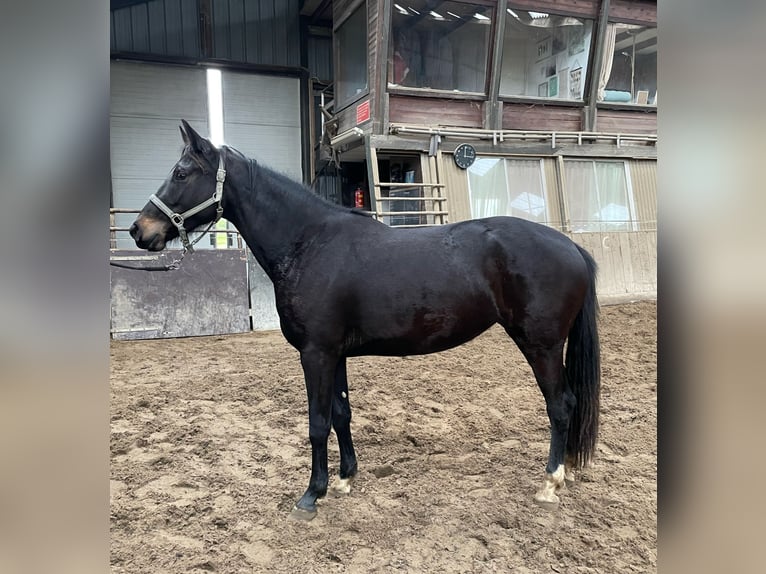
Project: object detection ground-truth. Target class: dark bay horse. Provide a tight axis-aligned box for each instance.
[130,120,600,520]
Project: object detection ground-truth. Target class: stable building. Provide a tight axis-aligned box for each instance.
[110,0,656,339]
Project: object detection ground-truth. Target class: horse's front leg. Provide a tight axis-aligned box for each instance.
[290,347,336,521]
[329,357,357,495]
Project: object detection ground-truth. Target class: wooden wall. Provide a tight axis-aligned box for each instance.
[597,109,657,134]
[609,0,657,24]
[502,103,584,131]
[389,95,484,128]
[629,159,657,231]
[571,231,657,299]
[440,153,472,223]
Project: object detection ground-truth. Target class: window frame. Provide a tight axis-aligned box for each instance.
[334,1,370,112]
[387,0,497,99]
[497,8,598,105]
[595,20,657,111]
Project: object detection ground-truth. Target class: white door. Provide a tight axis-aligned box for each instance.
[110,61,209,248]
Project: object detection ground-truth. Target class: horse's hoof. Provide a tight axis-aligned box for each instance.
[564,470,576,485]
[329,477,353,497]
[533,492,560,510]
[289,505,317,521]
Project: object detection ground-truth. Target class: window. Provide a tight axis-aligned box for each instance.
[598,24,657,105]
[336,5,368,107]
[500,9,593,100]
[564,160,636,232]
[467,157,548,222]
[389,1,492,94]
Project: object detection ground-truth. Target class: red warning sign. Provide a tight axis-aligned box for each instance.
[356,100,370,124]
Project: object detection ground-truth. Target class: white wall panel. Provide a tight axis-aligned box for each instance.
[221,71,302,181]
[219,70,302,329]
[110,61,209,248]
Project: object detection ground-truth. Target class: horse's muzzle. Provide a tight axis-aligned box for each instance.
[130,218,168,251]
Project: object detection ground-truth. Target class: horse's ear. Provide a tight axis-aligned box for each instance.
[179,123,190,145]
[180,119,214,159]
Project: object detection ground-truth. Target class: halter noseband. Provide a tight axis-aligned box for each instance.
[148,152,226,253]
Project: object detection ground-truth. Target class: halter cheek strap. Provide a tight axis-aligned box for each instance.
[148,153,226,253]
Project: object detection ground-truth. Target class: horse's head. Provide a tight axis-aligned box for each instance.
[130,120,223,251]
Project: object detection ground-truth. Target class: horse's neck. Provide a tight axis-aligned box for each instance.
[224,158,328,281]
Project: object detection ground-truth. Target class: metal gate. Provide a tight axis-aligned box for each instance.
[110,250,250,340]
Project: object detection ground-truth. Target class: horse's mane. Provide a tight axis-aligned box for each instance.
[243,151,372,218]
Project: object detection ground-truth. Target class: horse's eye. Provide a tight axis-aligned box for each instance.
[175,169,186,180]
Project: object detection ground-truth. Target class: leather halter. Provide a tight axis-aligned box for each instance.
[148,152,226,253]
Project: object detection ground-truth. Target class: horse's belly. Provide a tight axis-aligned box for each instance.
[349,304,497,357]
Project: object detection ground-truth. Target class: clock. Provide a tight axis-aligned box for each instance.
[453,143,476,169]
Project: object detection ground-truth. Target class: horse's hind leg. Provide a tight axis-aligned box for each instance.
[329,357,358,495]
[518,341,575,508]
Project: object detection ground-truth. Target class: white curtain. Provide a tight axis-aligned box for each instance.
[505,159,547,223]
[468,158,508,218]
[598,23,618,101]
[595,162,631,231]
[468,158,549,223]
[564,160,632,232]
[563,161,597,232]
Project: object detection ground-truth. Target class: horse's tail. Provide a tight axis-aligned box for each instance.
[565,245,601,469]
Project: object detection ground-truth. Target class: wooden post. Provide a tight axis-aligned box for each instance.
[365,136,380,218]
[110,212,116,249]
[556,155,570,233]
[486,0,508,130]
[585,0,612,132]
[376,0,392,136]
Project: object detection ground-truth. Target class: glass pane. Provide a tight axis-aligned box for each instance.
[505,159,547,222]
[564,160,599,232]
[594,161,631,230]
[564,160,633,231]
[390,1,491,93]
[500,10,593,100]
[336,6,368,106]
[468,158,508,218]
[599,24,657,104]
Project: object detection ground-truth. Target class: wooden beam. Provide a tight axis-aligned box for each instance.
[311,0,333,26]
[376,0,393,135]
[486,0,508,129]
[300,0,325,17]
[365,137,380,214]
[110,0,149,11]
[584,0,611,131]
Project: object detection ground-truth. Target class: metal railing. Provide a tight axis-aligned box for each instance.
[109,208,242,249]
[390,124,657,148]
[372,182,448,227]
